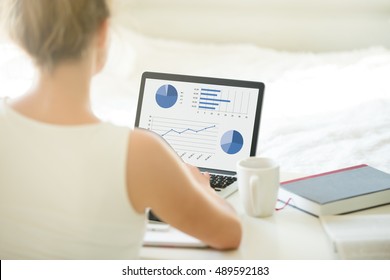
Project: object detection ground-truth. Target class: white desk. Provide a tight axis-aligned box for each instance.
[140,172,390,260]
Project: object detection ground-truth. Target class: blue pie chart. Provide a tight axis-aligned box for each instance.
[155,84,178,108]
[221,130,244,155]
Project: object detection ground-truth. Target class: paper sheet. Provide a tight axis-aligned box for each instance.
[320,215,390,259]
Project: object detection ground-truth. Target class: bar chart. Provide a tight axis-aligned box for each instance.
[196,87,252,115]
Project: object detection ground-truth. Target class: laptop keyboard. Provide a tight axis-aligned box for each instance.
[209,174,237,191]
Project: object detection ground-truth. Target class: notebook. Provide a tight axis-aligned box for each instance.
[279,164,390,216]
[144,222,208,248]
[135,72,264,247]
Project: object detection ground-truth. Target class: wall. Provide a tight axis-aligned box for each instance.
[113,0,390,52]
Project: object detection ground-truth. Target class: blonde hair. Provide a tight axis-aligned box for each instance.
[2,0,110,69]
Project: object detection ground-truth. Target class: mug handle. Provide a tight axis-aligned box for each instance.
[250,175,260,216]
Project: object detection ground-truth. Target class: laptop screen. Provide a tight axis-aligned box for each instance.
[135,72,264,174]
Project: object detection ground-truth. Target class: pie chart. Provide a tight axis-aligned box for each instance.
[155,84,178,108]
[220,130,244,155]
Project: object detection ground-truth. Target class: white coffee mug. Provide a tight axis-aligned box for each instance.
[236,157,280,217]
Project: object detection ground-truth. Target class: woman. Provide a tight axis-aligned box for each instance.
[0,0,241,259]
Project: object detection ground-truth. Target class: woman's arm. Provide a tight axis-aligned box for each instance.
[126,128,242,250]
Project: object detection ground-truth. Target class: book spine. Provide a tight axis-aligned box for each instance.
[325,189,390,215]
[280,164,367,185]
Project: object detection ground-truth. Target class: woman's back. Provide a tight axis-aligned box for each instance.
[0,99,145,259]
[0,0,241,258]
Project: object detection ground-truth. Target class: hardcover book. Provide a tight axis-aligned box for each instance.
[278,165,390,216]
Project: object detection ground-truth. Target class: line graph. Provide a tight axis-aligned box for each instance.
[161,125,216,137]
[149,116,218,160]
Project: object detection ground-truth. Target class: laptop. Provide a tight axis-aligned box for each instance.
[135,72,264,229]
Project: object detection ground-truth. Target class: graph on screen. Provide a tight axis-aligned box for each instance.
[220,130,244,155]
[193,87,252,115]
[137,77,261,170]
[155,84,178,108]
[149,116,219,161]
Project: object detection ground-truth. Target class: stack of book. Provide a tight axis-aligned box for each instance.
[278,164,390,216]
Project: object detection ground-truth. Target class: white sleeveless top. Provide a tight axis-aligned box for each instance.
[0,99,146,259]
